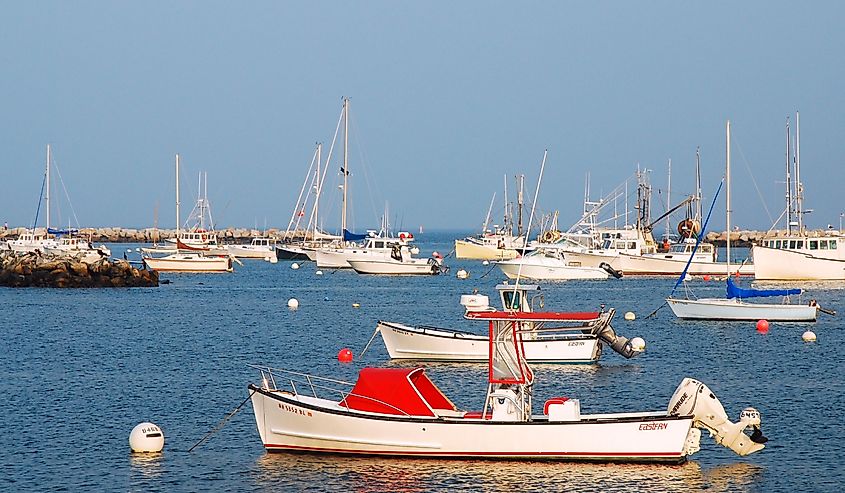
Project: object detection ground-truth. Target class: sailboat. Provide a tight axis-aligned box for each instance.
[142,155,233,273]
[8,145,60,253]
[455,175,529,260]
[667,121,818,321]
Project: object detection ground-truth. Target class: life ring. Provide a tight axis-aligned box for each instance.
[542,231,555,243]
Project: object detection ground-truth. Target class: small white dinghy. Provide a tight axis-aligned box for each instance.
[374,284,639,363]
[249,312,768,462]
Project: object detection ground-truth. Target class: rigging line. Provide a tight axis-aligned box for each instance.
[51,159,82,229]
[348,110,381,233]
[669,179,724,297]
[188,390,255,453]
[32,172,47,230]
[732,137,774,225]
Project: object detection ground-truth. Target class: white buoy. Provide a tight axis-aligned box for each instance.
[268,256,278,264]
[482,260,490,266]
[624,311,636,321]
[315,270,324,276]
[287,298,299,309]
[630,337,646,351]
[352,303,361,308]
[129,422,164,453]
[456,269,469,279]
[683,274,692,282]
[291,262,300,270]
[802,330,817,342]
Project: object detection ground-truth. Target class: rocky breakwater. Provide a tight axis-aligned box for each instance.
[0,227,315,243]
[0,251,158,288]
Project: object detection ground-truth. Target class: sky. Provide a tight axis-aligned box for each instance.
[1,1,844,233]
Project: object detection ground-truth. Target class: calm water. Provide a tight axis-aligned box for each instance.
[1,232,842,492]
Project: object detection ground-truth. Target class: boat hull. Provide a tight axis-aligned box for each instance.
[348,259,438,275]
[562,251,754,276]
[752,245,845,281]
[142,254,233,272]
[378,322,600,363]
[497,259,609,281]
[454,239,519,260]
[666,297,818,321]
[276,245,312,261]
[249,387,693,463]
[228,245,276,259]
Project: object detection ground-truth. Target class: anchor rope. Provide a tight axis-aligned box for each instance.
[188,390,255,453]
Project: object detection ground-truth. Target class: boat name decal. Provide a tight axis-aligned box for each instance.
[638,422,669,431]
[279,403,313,417]
[567,341,585,346]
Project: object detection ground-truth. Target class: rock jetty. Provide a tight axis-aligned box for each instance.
[0,227,310,244]
[0,251,158,288]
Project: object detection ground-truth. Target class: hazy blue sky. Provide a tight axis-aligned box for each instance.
[2,2,843,232]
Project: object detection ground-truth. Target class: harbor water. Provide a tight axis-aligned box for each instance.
[1,231,842,492]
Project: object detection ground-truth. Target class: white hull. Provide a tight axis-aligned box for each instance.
[752,245,845,281]
[316,246,412,269]
[454,239,519,260]
[348,259,438,275]
[142,253,233,272]
[666,297,818,321]
[249,388,694,462]
[228,245,276,259]
[497,258,609,281]
[378,321,600,363]
[562,251,753,276]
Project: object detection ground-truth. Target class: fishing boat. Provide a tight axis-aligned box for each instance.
[667,121,818,321]
[248,309,767,462]
[496,246,618,281]
[348,250,444,275]
[374,283,639,363]
[751,113,845,281]
[455,176,530,261]
[142,155,234,273]
[228,237,278,260]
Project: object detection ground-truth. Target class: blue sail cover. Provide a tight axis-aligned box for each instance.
[47,228,78,235]
[342,229,367,242]
[726,277,801,299]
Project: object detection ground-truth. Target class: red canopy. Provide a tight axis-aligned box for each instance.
[340,368,456,417]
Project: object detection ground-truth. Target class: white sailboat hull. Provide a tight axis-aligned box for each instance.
[562,251,754,276]
[142,253,233,272]
[666,297,818,321]
[497,258,609,281]
[752,245,845,281]
[249,388,694,462]
[377,321,601,363]
[348,259,438,275]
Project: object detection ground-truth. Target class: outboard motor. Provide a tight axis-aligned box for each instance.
[599,262,623,279]
[592,309,645,358]
[668,377,767,457]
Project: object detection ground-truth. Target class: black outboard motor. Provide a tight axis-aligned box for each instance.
[599,262,623,279]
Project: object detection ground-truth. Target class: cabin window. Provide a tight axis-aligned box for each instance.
[774,240,780,248]
[503,291,520,310]
[831,241,838,250]
[809,240,818,250]
[789,240,797,249]
[627,242,636,249]
[820,240,829,250]
[796,241,804,249]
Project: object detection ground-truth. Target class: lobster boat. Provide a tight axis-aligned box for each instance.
[248,308,768,462]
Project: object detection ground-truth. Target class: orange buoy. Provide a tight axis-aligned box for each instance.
[338,348,353,363]
[703,275,711,281]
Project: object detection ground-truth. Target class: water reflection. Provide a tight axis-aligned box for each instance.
[129,453,164,480]
[253,453,763,492]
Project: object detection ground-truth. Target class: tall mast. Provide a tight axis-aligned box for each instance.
[482,193,496,233]
[665,158,672,240]
[726,121,731,275]
[517,174,524,236]
[695,147,702,221]
[785,117,792,235]
[795,111,803,234]
[45,144,51,231]
[175,154,181,235]
[503,175,509,233]
[314,143,322,239]
[341,97,349,237]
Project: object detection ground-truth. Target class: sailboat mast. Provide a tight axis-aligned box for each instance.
[726,121,731,276]
[314,143,321,239]
[175,154,181,235]
[503,175,509,234]
[785,117,792,235]
[341,97,349,237]
[795,111,802,234]
[665,158,671,240]
[482,193,495,233]
[517,174,524,236]
[46,144,51,232]
[695,147,702,221]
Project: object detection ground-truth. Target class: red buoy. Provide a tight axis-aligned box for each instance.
[756,320,769,333]
[703,275,711,281]
[338,348,353,363]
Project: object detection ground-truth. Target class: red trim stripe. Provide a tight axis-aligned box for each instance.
[263,443,682,458]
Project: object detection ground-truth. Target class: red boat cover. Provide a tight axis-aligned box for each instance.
[339,368,457,417]
[465,311,600,321]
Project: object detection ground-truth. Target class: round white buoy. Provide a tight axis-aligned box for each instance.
[129,422,164,453]
[291,262,300,270]
[482,260,490,266]
[630,337,646,351]
[268,256,278,264]
[456,269,469,280]
[624,311,636,321]
[315,270,324,276]
[352,303,361,308]
[683,274,692,282]
[802,330,817,342]
[287,298,299,309]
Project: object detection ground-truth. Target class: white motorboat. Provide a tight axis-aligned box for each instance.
[667,121,819,321]
[7,230,57,253]
[496,247,615,281]
[249,310,768,461]
[43,235,111,258]
[316,234,417,269]
[229,237,278,260]
[348,255,443,275]
[374,283,639,363]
